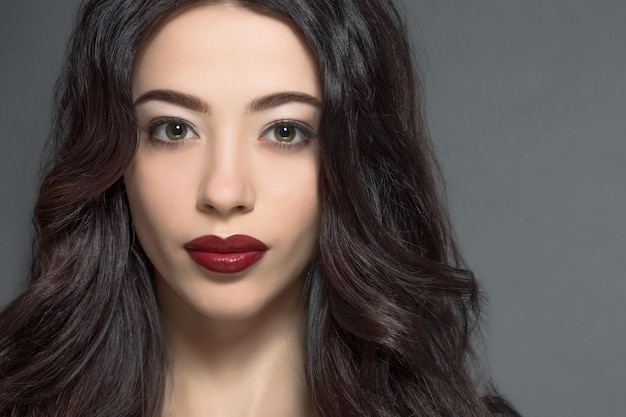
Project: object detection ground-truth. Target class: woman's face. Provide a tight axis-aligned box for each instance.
[125,4,321,321]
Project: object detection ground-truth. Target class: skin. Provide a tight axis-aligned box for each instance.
[125,4,321,416]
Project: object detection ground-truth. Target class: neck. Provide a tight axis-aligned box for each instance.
[157,278,316,417]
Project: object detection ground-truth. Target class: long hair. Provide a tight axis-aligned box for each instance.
[0,0,520,416]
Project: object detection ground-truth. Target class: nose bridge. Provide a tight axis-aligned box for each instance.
[198,127,253,215]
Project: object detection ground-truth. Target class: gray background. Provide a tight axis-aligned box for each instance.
[1,1,624,416]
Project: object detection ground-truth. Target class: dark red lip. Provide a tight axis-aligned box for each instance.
[184,235,268,274]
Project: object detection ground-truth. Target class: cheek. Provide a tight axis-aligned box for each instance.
[263,157,320,238]
[263,142,319,195]
[123,157,189,248]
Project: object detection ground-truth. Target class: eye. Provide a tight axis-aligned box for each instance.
[146,117,198,143]
[260,121,316,147]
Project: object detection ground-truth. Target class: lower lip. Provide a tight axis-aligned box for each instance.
[187,250,266,274]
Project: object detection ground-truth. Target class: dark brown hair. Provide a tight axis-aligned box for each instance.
[0,0,520,416]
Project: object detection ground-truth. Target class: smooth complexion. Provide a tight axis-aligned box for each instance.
[125,4,321,416]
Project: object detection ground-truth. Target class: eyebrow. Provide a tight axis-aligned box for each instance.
[246,92,321,113]
[133,89,321,114]
[134,89,210,113]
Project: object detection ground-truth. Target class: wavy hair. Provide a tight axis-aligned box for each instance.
[0,0,520,416]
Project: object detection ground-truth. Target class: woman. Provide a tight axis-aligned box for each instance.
[0,0,520,416]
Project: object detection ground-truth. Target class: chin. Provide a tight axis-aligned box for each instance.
[155,269,306,325]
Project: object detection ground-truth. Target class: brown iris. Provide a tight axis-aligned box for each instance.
[166,122,187,141]
[274,125,296,142]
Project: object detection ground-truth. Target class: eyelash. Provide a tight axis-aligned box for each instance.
[145,117,199,149]
[259,120,317,151]
[142,117,317,150]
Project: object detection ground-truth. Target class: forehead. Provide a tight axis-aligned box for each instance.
[131,3,321,101]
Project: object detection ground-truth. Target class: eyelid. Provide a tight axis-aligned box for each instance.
[259,119,318,143]
[144,117,199,145]
[140,116,317,150]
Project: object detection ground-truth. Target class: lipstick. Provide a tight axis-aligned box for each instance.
[184,234,268,274]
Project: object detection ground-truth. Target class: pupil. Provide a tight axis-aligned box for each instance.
[171,124,184,137]
[274,125,295,142]
[279,126,290,137]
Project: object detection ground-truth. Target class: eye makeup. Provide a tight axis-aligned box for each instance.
[258,119,318,151]
[140,116,318,152]
[142,116,199,149]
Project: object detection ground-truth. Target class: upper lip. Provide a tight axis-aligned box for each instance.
[184,234,268,253]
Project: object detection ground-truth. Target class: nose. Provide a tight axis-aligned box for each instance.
[197,132,255,216]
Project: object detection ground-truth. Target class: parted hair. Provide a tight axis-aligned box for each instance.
[0,0,520,416]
